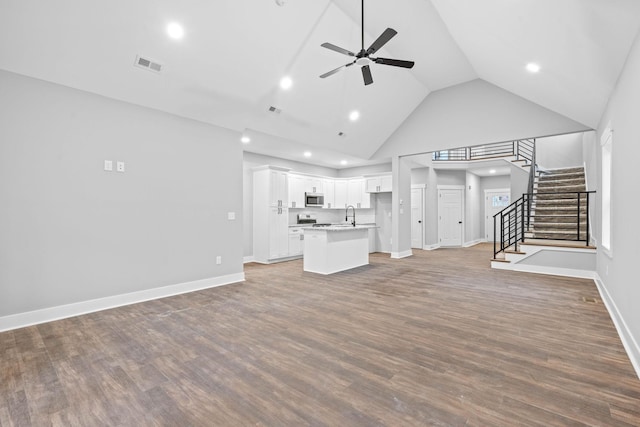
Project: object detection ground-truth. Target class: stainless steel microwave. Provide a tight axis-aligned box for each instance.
[305,193,324,207]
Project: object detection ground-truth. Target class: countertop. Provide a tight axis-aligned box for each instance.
[302,224,377,232]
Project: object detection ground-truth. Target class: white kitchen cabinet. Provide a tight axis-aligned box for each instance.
[253,166,293,263]
[348,178,370,209]
[304,177,323,194]
[323,179,335,209]
[288,174,305,208]
[268,168,289,207]
[269,206,290,259]
[288,227,304,256]
[365,174,392,193]
[334,180,348,209]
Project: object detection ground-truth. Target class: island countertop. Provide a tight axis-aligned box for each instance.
[302,226,372,274]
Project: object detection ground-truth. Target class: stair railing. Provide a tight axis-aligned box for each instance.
[493,191,596,259]
[433,138,536,163]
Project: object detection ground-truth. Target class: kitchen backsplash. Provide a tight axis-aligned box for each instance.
[289,209,376,225]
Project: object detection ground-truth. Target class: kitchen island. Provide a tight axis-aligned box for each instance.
[303,225,377,274]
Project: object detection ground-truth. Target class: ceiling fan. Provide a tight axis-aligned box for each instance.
[319,0,415,86]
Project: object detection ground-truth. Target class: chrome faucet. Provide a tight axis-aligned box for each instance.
[345,205,356,226]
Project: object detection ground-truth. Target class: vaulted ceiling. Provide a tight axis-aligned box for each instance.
[1,0,639,168]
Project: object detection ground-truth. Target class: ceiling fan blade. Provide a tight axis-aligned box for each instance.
[320,62,354,79]
[361,65,373,86]
[374,57,415,68]
[321,42,356,57]
[365,28,397,55]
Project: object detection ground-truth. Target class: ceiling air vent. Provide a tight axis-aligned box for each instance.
[134,55,163,73]
[268,106,282,114]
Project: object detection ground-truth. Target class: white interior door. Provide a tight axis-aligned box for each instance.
[438,187,463,247]
[411,188,424,249]
[485,189,510,242]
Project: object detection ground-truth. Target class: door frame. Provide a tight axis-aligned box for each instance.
[484,188,510,242]
[437,185,465,247]
[411,185,426,249]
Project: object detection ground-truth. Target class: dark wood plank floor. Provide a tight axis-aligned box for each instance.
[2,243,640,426]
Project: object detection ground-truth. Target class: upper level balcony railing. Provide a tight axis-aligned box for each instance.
[432,139,535,164]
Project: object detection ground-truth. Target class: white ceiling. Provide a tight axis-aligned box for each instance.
[1,0,639,169]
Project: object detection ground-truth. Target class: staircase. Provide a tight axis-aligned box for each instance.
[527,167,589,241]
[491,166,596,278]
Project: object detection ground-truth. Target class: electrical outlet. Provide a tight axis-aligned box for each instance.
[216,256,222,265]
[228,212,236,220]
[116,161,125,172]
[104,160,113,171]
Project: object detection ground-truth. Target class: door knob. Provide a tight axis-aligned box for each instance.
[458,221,462,224]
[418,220,422,223]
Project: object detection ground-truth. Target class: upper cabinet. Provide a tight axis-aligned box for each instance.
[259,166,384,210]
[323,179,335,209]
[288,174,305,208]
[304,177,323,194]
[365,174,392,193]
[347,178,370,209]
[334,180,348,209]
[267,168,289,207]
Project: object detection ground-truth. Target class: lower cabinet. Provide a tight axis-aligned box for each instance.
[288,227,304,256]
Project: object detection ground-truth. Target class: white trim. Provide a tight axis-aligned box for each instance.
[463,239,484,248]
[243,256,255,263]
[594,274,640,379]
[0,272,245,333]
[391,250,413,259]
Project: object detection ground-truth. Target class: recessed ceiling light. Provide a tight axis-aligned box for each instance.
[489,169,496,174]
[167,22,184,40]
[349,110,360,121]
[280,76,293,90]
[340,160,348,166]
[304,151,312,158]
[526,63,540,73]
[241,136,250,144]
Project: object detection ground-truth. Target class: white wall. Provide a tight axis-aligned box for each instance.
[373,79,591,160]
[594,29,640,374]
[536,132,585,170]
[0,70,243,321]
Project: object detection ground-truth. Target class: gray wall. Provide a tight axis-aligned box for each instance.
[536,132,586,170]
[595,29,640,367]
[373,79,591,159]
[0,70,243,318]
[465,172,482,244]
[337,163,392,178]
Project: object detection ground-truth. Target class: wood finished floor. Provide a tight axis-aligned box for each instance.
[2,243,640,426]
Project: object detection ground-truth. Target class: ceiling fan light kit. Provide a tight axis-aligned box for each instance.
[320,0,414,86]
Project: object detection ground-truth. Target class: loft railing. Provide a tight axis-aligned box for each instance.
[433,139,536,163]
[493,191,596,259]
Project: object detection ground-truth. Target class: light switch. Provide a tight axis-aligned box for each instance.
[227,212,236,220]
[104,160,113,171]
[116,161,125,172]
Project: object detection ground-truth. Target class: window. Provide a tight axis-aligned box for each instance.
[492,195,510,208]
[601,126,612,254]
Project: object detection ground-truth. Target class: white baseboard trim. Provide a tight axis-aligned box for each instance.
[391,250,413,259]
[463,239,484,248]
[0,272,245,333]
[594,274,640,379]
[243,256,255,264]
[423,244,441,251]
